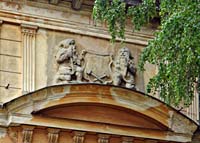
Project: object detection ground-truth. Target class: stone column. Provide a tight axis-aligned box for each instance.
[122,137,134,143]
[73,131,86,143]
[21,24,38,93]
[22,125,35,143]
[98,134,110,143]
[47,128,60,143]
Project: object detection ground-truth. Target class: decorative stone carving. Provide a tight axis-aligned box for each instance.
[109,47,136,89]
[47,128,60,143]
[22,125,35,143]
[54,39,85,83]
[98,134,110,143]
[83,50,111,83]
[54,39,136,89]
[72,131,86,143]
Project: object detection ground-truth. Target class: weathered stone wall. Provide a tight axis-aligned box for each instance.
[0,23,22,102]
[0,0,198,123]
[0,0,154,103]
[45,30,145,87]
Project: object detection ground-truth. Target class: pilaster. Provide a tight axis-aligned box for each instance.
[47,128,60,143]
[122,137,134,143]
[21,24,38,93]
[98,134,110,143]
[73,131,86,143]
[22,125,35,143]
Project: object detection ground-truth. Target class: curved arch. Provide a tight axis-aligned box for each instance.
[34,102,168,130]
[5,84,197,136]
[32,92,169,128]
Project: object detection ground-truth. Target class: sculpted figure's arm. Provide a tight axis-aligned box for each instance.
[79,50,87,61]
[108,54,114,73]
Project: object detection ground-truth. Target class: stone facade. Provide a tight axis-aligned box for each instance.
[0,0,153,102]
[0,0,199,143]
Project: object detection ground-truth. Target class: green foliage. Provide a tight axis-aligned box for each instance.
[93,0,200,107]
[93,0,126,42]
[128,0,157,30]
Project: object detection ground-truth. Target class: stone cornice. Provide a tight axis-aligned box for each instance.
[7,115,195,142]
[0,1,154,46]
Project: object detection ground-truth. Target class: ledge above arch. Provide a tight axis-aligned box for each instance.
[3,84,198,142]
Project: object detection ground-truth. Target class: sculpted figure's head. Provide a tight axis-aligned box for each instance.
[68,39,76,54]
[58,39,76,56]
[58,39,75,49]
[118,47,132,61]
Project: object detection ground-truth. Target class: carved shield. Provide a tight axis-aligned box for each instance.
[83,50,112,83]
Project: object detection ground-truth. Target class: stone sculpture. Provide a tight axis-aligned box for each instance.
[54,39,85,83]
[54,39,136,89]
[83,50,111,83]
[110,47,136,89]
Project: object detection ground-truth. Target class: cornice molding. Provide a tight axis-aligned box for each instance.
[0,0,154,46]
[0,9,152,46]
